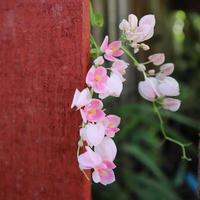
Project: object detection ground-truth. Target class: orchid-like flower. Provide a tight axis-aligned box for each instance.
[86,66,109,93]
[119,14,155,52]
[138,76,180,100]
[162,98,181,112]
[100,36,124,61]
[78,146,116,185]
[80,123,105,146]
[102,115,121,137]
[80,99,105,123]
[71,88,92,109]
[111,59,129,82]
[99,73,123,99]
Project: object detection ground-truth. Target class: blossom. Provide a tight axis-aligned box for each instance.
[78,146,116,185]
[99,73,123,99]
[80,123,105,146]
[94,56,104,66]
[148,53,165,66]
[138,77,159,101]
[100,36,124,61]
[86,66,108,93]
[157,76,179,96]
[71,88,91,109]
[119,14,155,46]
[102,115,121,137]
[111,60,129,82]
[162,98,181,112]
[81,99,105,123]
[138,76,180,102]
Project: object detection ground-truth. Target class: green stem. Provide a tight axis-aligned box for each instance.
[90,34,100,56]
[121,46,139,65]
[121,45,147,79]
[153,102,191,161]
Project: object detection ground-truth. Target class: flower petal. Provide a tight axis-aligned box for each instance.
[128,14,138,30]
[100,36,109,52]
[86,123,105,146]
[94,137,117,162]
[139,14,155,27]
[158,76,179,96]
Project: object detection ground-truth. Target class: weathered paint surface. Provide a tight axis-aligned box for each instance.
[0,0,90,199]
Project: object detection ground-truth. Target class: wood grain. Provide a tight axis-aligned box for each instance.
[0,0,90,199]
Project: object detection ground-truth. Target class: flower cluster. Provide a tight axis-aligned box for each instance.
[71,13,190,186]
[71,36,128,185]
[138,53,181,112]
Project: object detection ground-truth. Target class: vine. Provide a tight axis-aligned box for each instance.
[71,4,191,185]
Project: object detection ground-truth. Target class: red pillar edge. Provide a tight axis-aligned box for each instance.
[0,0,90,200]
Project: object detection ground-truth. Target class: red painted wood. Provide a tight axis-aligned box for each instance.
[0,0,90,199]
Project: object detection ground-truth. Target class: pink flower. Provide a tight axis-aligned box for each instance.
[138,77,159,101]
[157,76,179,97]
[78,146,116,185]
[162,98,181,112]
[80,123,105,146]
[100,36,124,61]
[111,60,129,82]
[148,53,165,66]
[81,99,105,123]
[71,88,91,109]
[99,73,123,99]
[102,115,121,137]
[119,14,155,44]
[86,66,108,93]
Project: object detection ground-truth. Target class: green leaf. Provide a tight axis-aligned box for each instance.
[90,2,104,27]
[122,144,167,181]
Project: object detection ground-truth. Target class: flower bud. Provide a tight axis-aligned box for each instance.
[160,63,174,76]
[94,56,104,66]
[162,98,181,112]
[137,64,146,72]
[148,53,165,65]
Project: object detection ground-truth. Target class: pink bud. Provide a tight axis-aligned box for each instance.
[160,63,174,76]
[94,56,104,66]
[162,98,181,112]
[148,53,165,65]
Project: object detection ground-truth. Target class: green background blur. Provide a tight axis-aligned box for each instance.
[91,0,200,199]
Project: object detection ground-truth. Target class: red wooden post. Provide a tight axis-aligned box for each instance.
[0,0,90,200]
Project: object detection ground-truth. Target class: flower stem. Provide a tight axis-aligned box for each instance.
[90,34,100,56]
[77,139,90,181]
[153,101,191,161]
[121,45,147,79]
[121,46,139,65]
